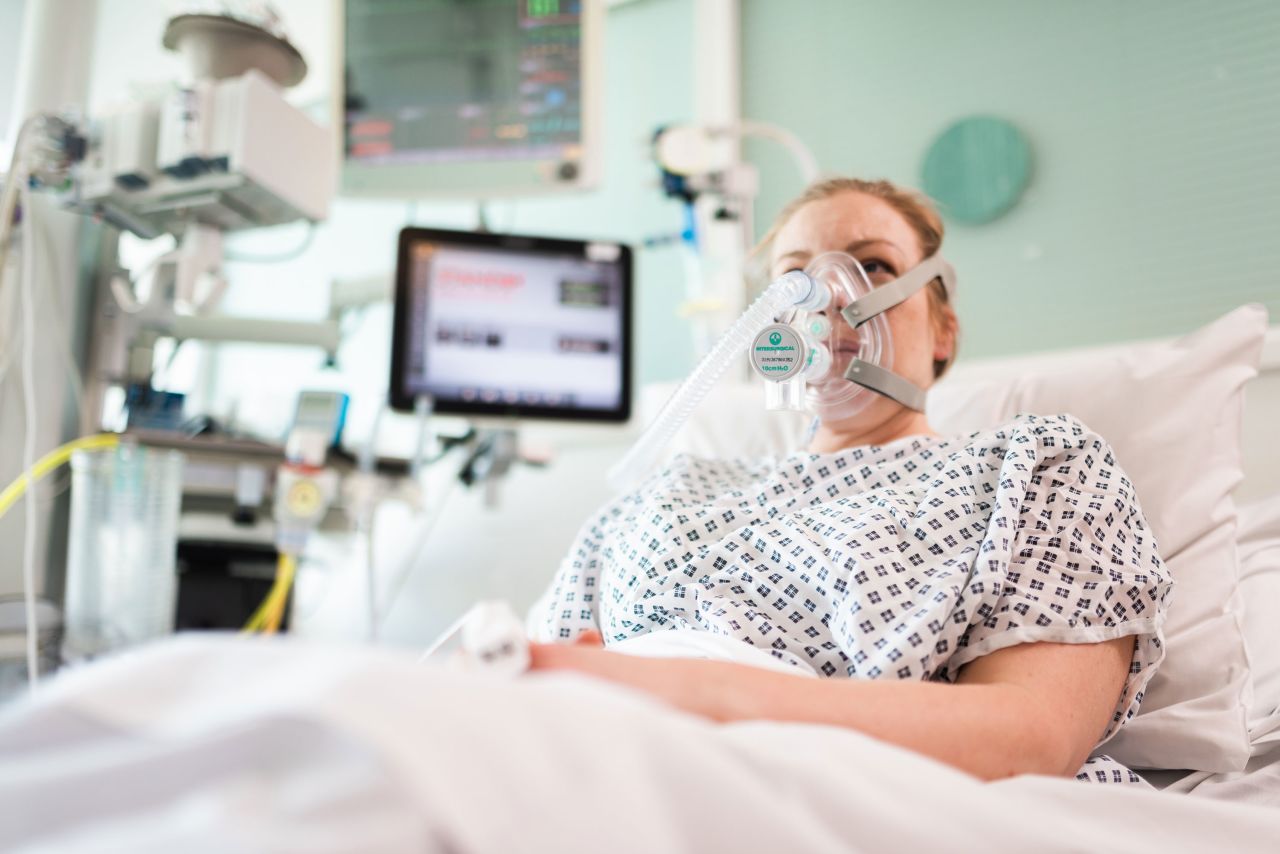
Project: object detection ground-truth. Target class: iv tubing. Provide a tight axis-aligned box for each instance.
[607,271,816,491]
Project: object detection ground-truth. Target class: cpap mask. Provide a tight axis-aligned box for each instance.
[748,252,956,420]
[608,251,957,491]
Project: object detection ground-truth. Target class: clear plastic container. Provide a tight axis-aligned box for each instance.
[63,444,185,659]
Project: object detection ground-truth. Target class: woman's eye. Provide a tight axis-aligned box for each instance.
[862,259,892,276]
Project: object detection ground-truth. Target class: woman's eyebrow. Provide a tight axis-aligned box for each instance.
[774,238,905,270]
[775,248,809,265]
[843,238,901,255]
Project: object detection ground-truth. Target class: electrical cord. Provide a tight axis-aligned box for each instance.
[241,552,298,634]
[0,434,121,523]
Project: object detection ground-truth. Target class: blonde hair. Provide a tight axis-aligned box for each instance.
[752,177,958,380]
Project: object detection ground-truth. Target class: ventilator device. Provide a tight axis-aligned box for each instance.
[609,251,956,490]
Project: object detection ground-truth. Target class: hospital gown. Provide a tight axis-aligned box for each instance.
[531,413,1173,783]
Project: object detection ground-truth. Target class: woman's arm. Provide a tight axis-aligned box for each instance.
[528,635,1133,781]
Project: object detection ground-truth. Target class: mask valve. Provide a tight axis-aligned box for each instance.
[750,323,832,411]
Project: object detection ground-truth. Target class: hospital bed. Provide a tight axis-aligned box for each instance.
[0,305,1278,850]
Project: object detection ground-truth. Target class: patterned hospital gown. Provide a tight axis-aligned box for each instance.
[530,413,1173,784]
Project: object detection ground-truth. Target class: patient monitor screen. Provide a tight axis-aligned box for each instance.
[391,229,631,422]
[344,0,584,165]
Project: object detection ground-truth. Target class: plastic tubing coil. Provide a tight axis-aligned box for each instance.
[608,271,815,491]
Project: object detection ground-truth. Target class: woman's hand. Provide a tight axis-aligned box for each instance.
[528,631,644,684]
[527,629,607,671]
[527,631,715,715]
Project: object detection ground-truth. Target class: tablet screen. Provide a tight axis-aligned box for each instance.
[391,228,631,422]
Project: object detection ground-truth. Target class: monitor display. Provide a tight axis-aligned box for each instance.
[339,0,601,197]
[390,228,631,422]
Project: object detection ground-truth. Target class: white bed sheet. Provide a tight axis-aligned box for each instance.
[1147,715,1280,806]
[1,636,1277,853]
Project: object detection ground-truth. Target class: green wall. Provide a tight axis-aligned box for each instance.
[743,0,1280,358]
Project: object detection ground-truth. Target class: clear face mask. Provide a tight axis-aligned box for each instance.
[748,251,956,423]
[607,249,956,491]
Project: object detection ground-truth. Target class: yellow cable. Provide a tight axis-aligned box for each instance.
[260,561,293,633]
[262,555,296,635]
[243,580,279,631]
[261,554,297,634]
[0,433,120,520]
[242,552,297,633]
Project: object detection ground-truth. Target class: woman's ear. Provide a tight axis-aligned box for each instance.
[932,305,958,364]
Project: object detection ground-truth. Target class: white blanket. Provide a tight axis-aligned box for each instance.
[1,635,1276,853]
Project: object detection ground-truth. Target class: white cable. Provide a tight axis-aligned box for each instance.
[378,448,465,624]
[18,180,40,689]
[733,120,820,184]
[417,609,471,663]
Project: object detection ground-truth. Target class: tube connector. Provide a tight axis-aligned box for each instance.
[784,270,830,312]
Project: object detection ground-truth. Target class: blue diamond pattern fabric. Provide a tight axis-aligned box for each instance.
[531,413,1173,779]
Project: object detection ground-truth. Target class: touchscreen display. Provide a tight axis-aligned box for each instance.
[394,233,629,421]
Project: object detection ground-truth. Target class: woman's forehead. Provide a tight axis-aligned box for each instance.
[771,192,921,262]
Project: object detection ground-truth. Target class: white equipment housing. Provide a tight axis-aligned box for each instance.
[73,69,333,238]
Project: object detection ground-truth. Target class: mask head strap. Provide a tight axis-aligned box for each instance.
[842,359,928,411]
[834,255,957,413]
[839,255,956,330]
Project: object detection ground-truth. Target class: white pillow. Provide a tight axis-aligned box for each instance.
[1237,495,1280,736]
[928,304,1267,772]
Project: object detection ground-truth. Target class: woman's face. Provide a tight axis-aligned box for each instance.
[768,191,955,432]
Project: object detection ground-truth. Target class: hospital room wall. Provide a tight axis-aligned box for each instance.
[742,0,1280,358]
[84,0,698,442]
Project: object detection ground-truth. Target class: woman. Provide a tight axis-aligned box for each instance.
[527,178,1172,784]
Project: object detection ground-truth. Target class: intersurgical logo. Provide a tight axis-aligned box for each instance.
[769,331,782,345]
